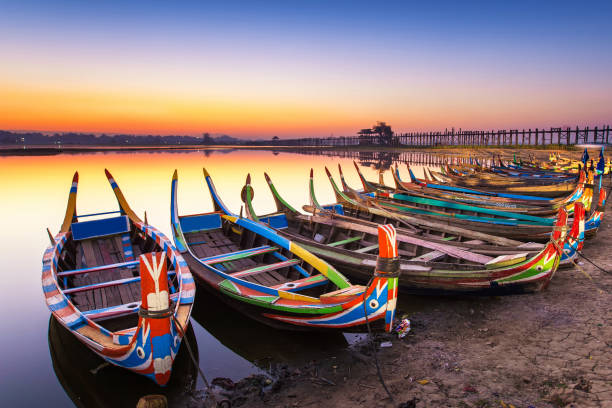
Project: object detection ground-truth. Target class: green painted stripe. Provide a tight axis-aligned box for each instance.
[220,288,344,314]
[328,236,362,247]
[388,193,554,225]
[268,179,298,213]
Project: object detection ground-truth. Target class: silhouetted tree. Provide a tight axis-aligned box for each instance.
[202,132,214,145]
[372,121,393,145]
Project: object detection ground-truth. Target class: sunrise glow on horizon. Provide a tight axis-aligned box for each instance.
[1,1,611,139]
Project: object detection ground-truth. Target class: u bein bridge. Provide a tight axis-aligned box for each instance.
[274,149,520,171]
[270,125,611,148]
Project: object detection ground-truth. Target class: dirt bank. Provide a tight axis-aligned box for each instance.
[229,212,611,407]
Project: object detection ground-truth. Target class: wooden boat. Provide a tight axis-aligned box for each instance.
[349,163,592,217]
[170,168,399,332]
[312,167,590,265]
[440,165,580,197]
[395,163,589,207]
[48,316,199,407]
[325,167,560,241]
[42,170,195,386]
[242,173,575,295]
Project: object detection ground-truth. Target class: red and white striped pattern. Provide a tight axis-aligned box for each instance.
[377,224,398,259]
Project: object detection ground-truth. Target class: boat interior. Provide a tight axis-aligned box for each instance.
[56,212,179,331]
[179,212,339,298]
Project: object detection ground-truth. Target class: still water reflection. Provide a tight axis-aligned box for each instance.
[0,148,429,407]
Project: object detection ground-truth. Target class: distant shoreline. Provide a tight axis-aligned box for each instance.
[0,143,585,157]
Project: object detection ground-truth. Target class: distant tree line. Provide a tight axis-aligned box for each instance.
[0,130,242,146]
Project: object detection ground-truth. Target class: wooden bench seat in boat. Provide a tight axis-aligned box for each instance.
[410,239,484,263]
[57,259,139,277]
[200,245,278,264]
[327,235,362,247]
[64,271,176,294]
[231,260,300,279]
[83,293,181,321]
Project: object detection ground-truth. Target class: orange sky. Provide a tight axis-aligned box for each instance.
[1,3,611,138]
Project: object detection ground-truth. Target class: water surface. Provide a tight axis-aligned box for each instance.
[0,148,429,406]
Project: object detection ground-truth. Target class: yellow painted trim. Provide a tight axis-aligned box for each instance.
[290,242,329,276]
[277,290,322,303]
[222,214,238,223]
[106,169,143,224]
[60,191,77,233]
[60,172,78,233]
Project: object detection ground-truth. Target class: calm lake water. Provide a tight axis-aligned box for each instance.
[0,148,430,407]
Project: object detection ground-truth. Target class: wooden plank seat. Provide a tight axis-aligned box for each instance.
[355,244,379,253]
[200,245,278,264]
[410,239,485,263]
[328,235,362,247]
[57,260,139,277]
[231,260,300,279]
[271,251,309,277]
[83,293,180,321]
[63,271,176,295]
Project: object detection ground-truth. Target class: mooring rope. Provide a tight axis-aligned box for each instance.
[575,251,610,275]
[172,316,223,407]
[362,275,395,404]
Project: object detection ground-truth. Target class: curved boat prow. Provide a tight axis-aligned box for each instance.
[60,172,79,233]
[203,168,235,215]
[309,168,325,210]
[353,161,377,193]
[170,170,188,252]
[132,251,178,386]
[560,202,585,265]
[104,169,143,223]
[263,172,299,215]
[375,225,399,332]
[241,174,259,221]
[337,164,351,193]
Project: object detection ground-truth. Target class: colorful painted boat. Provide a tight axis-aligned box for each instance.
[242,173,576,295]
[48,315,199,407]
[170,168,399,332]
[42,170,195,386]
[366,168,590,218]
[350,162,591,216]
[325,167,560,241]
[392,164,590,209]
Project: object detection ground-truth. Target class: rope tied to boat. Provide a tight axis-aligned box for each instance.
[551,238,609,294]
[171,315,225,407]
[375,256,401,277]
[139,300,175,319]
[362,225,399,404]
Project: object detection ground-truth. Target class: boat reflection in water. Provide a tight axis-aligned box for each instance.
[190,290,351,372]
[48,316,200,408]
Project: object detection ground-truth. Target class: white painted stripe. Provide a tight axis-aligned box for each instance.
[47,294,65,306]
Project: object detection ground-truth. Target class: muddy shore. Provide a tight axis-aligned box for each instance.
[208,173,611,407]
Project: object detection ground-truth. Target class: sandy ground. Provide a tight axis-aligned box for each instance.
[212,193,611,407]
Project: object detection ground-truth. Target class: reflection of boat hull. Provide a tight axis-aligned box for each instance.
[48,316,199,408]
[189,289,350,369]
